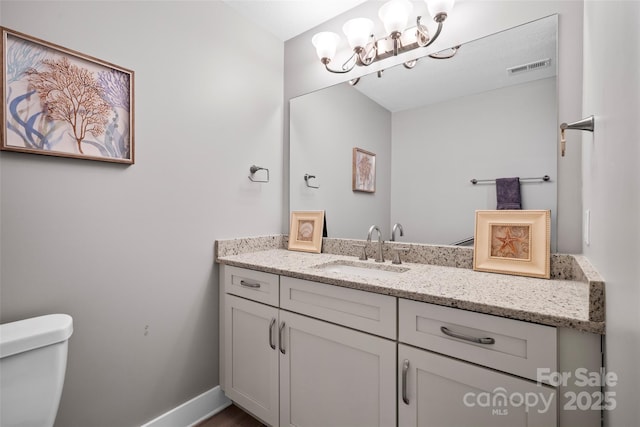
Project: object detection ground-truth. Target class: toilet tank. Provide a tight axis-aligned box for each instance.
[0,314,73,427]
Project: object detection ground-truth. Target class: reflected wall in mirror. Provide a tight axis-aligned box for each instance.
[290,15,558,250]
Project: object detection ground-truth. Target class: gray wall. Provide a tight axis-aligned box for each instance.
[0,1,283,426]
[4,0,637,426]
[290,83,391,238]
[391,77,557,246]
[285,0,584,253]
[582,2,640,425]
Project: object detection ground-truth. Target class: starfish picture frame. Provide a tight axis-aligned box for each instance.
[473,210,551,279]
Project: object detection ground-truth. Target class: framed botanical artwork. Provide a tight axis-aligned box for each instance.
[473,210,551,279]
[1,27,134,164]
[352,147,375,193]
[288,210,325,253]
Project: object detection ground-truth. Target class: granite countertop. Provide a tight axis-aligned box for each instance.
[215,236,605,334]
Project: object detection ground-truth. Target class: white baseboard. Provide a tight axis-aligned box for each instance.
[140,386,232,427]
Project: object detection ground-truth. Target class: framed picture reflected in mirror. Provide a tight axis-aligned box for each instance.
[352,147,375,193]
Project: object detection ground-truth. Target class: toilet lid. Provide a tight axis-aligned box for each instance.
[0,314,73,358]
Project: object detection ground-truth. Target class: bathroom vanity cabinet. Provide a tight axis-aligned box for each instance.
[220,264,601,427]
[221,266,396,427]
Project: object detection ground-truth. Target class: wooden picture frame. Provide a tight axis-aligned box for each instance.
[473,210,551,279]
[352,147,376,193]
[288,210,325,253]
[1,27,134,164]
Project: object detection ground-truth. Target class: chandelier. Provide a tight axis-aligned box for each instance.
[312,0,456,74]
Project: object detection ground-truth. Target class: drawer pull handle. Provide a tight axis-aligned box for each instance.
[440,326,495,345]
[279,321,286,354]
[240,280,261,289]
[402,359,410,405]
[269,318,276,350]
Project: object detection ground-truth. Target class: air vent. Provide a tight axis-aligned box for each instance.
[507,58,551,75]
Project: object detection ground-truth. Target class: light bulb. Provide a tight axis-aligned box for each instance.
[343,18,374,50]
[425,0,455,21]
[378,0,413,36]
[312,32,340,61]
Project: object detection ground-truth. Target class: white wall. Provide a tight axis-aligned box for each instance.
[0,1,284,426]
[290,83,391,238]
[582,2,640,425]
[391,78,557,246]
[285,0,584,253]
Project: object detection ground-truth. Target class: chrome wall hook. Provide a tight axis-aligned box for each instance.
[304,174,319,189]
[248,165,269,183]
[560,115,594,157]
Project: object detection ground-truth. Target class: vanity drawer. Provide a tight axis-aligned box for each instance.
[399,299,557,382]
[223,265,279,306]
[280,276,397,339]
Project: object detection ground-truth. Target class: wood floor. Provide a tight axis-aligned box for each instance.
[196,404,266,427]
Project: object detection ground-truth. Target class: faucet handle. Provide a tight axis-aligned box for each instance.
[391,247,410,265]
[353,244,367,261]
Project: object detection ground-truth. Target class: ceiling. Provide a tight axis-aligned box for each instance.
[222,2,557,113]
[351,15,557,112]
[222,0,369,41]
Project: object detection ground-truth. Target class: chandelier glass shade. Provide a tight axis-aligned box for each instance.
[312,0,456,74]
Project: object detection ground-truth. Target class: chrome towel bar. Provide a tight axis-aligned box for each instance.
[470,175,550,185]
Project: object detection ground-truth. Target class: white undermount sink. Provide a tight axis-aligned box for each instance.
[314,260,408,279]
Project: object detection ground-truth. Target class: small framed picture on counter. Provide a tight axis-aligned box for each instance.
[473,210,551,279]
[288,210,325,253]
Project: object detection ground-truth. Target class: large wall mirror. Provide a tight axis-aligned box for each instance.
[290,15,558,250]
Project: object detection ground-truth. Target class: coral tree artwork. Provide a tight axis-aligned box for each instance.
[1,28,134,163]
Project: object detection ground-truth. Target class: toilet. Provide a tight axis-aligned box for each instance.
[0,314,73,427]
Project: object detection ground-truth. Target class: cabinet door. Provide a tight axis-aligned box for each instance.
[224,295,279,426]
[279,310,396,427]
[398,344,557,427]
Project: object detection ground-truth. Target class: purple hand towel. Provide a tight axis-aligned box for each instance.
[496,177,521,210]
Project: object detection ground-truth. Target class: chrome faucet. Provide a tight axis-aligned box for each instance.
[367,225,384,262]
[391,223,404,241]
